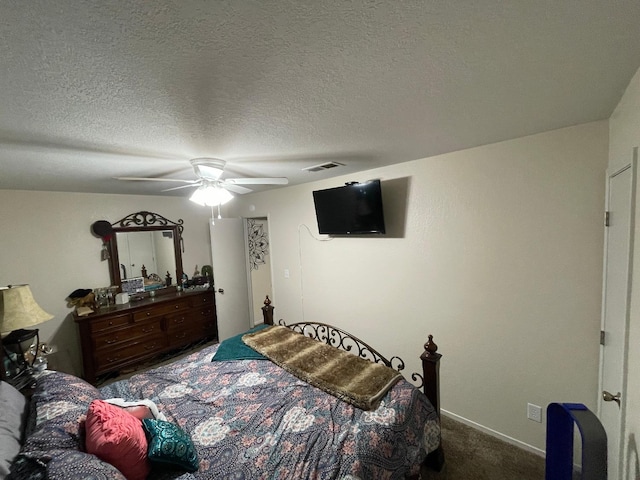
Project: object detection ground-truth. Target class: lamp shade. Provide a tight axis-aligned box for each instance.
[0,285,53,334]
[189,185,234,207]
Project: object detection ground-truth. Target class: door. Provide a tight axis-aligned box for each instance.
[599,149,636,479]
[210,218,252,341]
[120,231,156,279]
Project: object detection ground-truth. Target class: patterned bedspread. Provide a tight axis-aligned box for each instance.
[11,344,440,480]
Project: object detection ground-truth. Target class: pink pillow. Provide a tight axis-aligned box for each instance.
[85,399,150,480]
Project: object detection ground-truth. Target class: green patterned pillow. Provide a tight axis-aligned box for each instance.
[142,419,199,473]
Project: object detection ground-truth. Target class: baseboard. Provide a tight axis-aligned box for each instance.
[441,409,546,458]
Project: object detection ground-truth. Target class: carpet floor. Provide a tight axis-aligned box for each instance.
[421,416,547,480]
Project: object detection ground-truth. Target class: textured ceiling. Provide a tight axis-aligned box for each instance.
[1,1,639,198]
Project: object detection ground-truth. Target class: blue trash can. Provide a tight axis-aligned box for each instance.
[545,403,607,480]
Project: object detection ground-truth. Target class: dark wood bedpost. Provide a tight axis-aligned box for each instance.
[0,336,5,381]
[422,334,445,472]
[262,296,274,325]
[421,335,441,416]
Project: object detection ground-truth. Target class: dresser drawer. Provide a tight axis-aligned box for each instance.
[192,307,215,321]
[165,311,191,332]
[76,290,218,383]
[166,307,214,330]
[191,308,216,331]
[189,293,214,308]
[93,319,163,351]
[94,334,167,373]
[167,327,200,347]
[196,317,218,336]
[132,300,189,321]
[167,320,216,347]
[89,313,132,334]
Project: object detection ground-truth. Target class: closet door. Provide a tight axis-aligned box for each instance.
[598,149,636,480]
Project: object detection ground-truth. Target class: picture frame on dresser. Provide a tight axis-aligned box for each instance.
[120,277,145,295]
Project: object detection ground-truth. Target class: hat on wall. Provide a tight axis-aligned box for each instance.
[91,220,113,241]
[67,289,93,300]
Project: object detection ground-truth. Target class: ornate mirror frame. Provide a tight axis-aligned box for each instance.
[107,211,184,289]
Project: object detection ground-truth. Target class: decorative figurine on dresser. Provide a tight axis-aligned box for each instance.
[77,211,218,384]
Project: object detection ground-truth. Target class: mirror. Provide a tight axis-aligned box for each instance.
[106,211,184,291]
[116,230,176,280]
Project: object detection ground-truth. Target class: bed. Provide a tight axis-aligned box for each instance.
[2,315,443,479]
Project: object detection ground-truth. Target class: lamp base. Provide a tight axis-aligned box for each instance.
[5,367,36,391]
[2,328,39,374]
[3,328,39,344]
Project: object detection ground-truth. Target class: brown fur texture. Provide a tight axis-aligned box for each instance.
[243,325,402,410]
[66,292,97,310]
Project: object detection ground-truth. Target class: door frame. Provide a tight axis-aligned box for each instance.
[597,147,637,477]
[243,214,276,326]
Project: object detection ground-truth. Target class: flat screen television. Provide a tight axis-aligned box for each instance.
[312,180,386,235]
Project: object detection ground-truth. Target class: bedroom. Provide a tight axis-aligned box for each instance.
[1,1,640,478]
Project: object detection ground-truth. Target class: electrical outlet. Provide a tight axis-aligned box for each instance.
[527,403,542,423]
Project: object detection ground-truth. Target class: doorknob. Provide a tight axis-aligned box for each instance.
[217,288,224,294]
[602,390,621,407]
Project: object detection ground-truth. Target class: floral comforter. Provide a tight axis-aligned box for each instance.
[11,344,440,480]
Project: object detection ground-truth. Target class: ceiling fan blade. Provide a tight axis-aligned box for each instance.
[223,177,289,185]
[115,177,199,184]
[161,183,201,192]
[222,183,253,194]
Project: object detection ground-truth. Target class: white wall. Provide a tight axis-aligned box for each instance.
[0,191,213,375]
[226,121,608,451]
[609,65,640,480]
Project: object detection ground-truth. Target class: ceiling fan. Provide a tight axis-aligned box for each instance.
[115,158,288,206]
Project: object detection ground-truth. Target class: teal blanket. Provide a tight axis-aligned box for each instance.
[212,324,269,361]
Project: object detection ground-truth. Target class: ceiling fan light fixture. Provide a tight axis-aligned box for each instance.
[191,158,226,180]
[189,184,233,207]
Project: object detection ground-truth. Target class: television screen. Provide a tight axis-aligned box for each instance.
[312,180,386,235]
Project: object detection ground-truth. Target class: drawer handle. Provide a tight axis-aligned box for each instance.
[106,356,121,364]
[175,332,186,339]
[142,327,155,333]
[175,305,180,309]
[105,338,118,344]
[146,312,151,316]
[108,321,114,326]
[144,344,157,351]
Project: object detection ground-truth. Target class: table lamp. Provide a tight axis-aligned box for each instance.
[0,285,53,382]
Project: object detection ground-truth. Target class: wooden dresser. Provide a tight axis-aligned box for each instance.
[74,289,217,383]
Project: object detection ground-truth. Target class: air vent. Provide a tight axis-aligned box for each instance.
[302,162,345,173]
